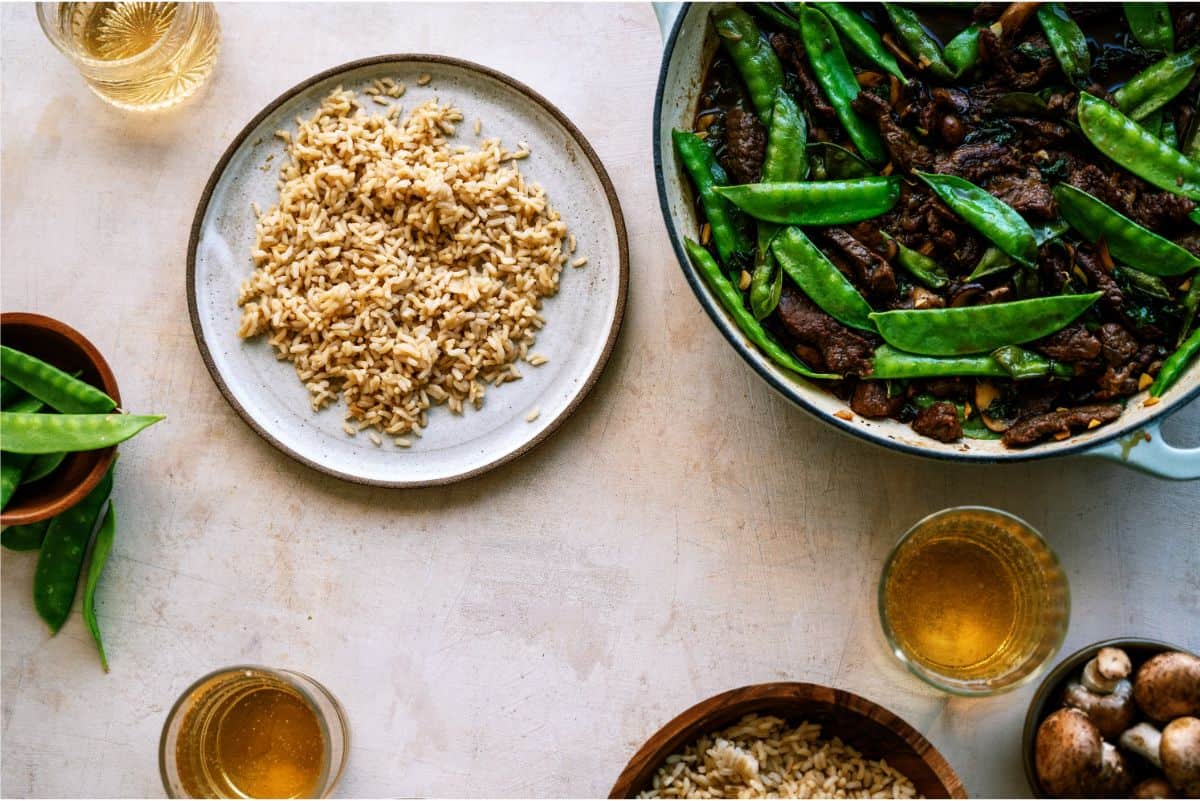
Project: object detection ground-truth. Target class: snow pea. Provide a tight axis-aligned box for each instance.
[1037,4,1090,85]
[750,230,785,321]
[991,345,1074,379]
[944,23,982,77]
[1115,266,1172,300]
[684,238,838,380]
[750,90,808,320]
[715,177,901,226]
[1178,277,1200,347]
[884,4,955,81]
[916,172,1038,267]
[1,453,33,510]
[1113,48,1200,121]
[1,395,45,510]
[672,130,753,264]
[1151,327,1200,397]
[882,232,949,289]
[1,519,49,551]
[750,3,802,34]
[1123,3,1174,52]
[83,501,115,671]
[810,2,908,83]
[1054,184,1200,276]
[870,344,1073,379]
[0,346,116,415]
[798,5,886,164]
[0,412,164,454]
[713,7,785,122]
[967,221,1069,280]
[0,378,23,408]
[1162,118,1179,150]
[807,142,874,179]
[33,463,113,633]
[21,451,67,485]
[771,226,875,331]
[868,293,1103,355]
[1077,93,1200,201]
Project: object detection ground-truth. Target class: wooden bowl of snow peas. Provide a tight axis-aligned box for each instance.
[0,312,122,526]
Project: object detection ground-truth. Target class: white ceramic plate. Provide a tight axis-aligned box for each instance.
[189,56,628,486]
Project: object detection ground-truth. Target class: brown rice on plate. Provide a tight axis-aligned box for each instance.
[641,714,919,799]
[237,86,573,438]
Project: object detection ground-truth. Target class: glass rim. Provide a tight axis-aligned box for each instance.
[877,505,1070,697]
[36,2,196,69]
[157,664,349,799]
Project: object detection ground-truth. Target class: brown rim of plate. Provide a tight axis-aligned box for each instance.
[186,54,630,488]
[0,312,121,526]
[609,682,967,799]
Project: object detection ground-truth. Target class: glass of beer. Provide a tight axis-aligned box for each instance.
[159,666,349,799]
[37,2,220,112]
[879,506,1070,695]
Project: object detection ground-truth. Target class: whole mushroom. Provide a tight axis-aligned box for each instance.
[1120,717,1200,798]
[1037,709,1103,797]
[1161,717,1200,798]
[1135,652,1200,723]
[1063,647,1137,739]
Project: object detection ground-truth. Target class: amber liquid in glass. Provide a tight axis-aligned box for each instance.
[55,2,219,110]
[882,509,1066,686]
[175,671,325,798]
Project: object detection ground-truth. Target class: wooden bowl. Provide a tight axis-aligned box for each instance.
[1021,637,1195,797]
[610,682,966,798]
[0,312,120,526]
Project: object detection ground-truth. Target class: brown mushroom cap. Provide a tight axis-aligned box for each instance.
[1037,708,1103,797]
[1083,647,1133,693]
[1162,717,1200,798]
[1135,652,1200,723]
[1132,777,1177,799]
[1065,679,1137,739]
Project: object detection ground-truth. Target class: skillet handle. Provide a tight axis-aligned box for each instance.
[654,2,683,41]
[1088,419,1200,480]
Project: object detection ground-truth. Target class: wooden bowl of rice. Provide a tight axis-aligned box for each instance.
[611,683,965,799]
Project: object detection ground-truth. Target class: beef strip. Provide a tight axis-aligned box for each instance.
[775,287,874,376]
[1075,248,1124,314]
[979,29,1057,90]
[1034,323,1101,362]
[912,402,962,442]
[851,382,905,418]
[852,92,934,172]
[934,142,1021,182]
[722,107,765,185]
[1098,323,1139,366]
[987,170,1056,219]
[769,33,837,123]
[823,228,898,298]
[1002,404,1122,447]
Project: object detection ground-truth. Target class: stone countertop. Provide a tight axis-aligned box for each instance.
[2,3,1197,796]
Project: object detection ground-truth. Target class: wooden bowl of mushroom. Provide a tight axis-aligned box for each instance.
[1023,638,1200,798]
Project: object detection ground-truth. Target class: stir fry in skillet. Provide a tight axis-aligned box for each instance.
[676,2,1200,447]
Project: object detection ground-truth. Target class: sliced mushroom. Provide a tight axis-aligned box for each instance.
[1037,708,1104,796]
[974,380,1011,432]
[1135,652,1200,723]
[1161,717,1200,798]
[1064,679,1137,739]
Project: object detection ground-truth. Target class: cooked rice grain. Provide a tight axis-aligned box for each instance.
[237,88,569,435]
[640,715,920,800]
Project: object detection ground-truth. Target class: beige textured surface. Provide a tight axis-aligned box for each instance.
[2,3,1198,797]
